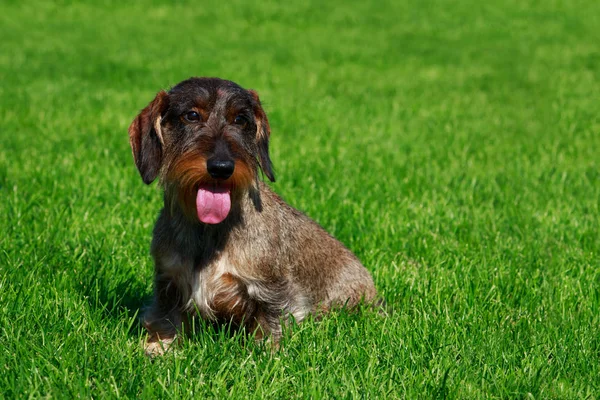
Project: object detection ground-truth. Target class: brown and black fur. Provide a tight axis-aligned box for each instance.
[128,77,377,355]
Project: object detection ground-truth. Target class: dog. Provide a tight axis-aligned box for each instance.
[128,77,377,355]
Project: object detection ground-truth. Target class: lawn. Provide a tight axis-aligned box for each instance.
[1,0,599,398]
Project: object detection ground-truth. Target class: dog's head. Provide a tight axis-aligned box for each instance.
[128,77,274,224]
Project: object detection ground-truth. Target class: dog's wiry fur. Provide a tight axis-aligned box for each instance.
[129,77,377,355]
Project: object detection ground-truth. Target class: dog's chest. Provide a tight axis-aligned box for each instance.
[190,254,236,318]
[159,250,242,318]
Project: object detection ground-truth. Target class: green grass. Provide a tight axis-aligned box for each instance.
[1,0,599,397]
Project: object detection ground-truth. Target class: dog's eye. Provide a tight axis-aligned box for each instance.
[182,111,201,123]
[234,115,248,126]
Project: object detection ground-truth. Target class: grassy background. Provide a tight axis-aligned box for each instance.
[1,0,599,397]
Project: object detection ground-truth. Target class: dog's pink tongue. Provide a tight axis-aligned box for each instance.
[196,186,231,224]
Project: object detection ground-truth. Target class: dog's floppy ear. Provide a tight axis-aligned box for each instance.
[248,90,275,182]
[128,90,169,184]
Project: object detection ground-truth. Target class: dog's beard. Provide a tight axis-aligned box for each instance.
[165,153,255,224]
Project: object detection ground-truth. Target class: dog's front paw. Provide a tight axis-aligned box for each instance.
[144,336,176,357]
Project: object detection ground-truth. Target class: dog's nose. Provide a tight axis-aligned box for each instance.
[207,158,235,180]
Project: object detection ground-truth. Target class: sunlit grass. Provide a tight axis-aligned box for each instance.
[1,0,599,397]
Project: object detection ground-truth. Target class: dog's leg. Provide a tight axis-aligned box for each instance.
[142,309,182,356]
[248,289,293,349]
[142,275,186,356]
[249,311,279,342]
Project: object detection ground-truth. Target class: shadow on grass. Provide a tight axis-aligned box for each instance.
[81,273,151,336]
[70,246,152,337]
